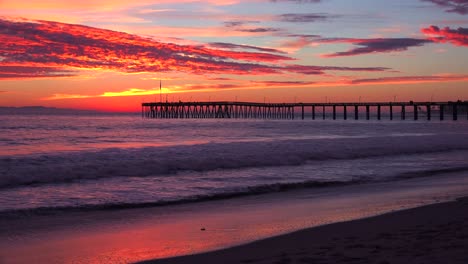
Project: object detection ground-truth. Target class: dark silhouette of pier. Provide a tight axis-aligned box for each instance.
[142,101,468,121]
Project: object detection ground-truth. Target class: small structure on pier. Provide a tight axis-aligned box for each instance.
[142,100,468,121]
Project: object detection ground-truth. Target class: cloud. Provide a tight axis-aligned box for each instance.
[349,74,468,85]
[287,34,321,38]
[224,20,259,28]
[319,38,432,57]
[278,13,336,23]
[44,73,468,100]
[43,85,239,100]
[206,77,234,81]
[0,18,289,78]
[254,74,468,87]
[222,19,280,35]
[422,0,468,15]
[252,81,318,87]
[270,0,323,3]
[0,0,243,10]
[422,25,468,46]
[236,27,281,33]
[281,65,389,75]
[0,65,76,79]
[0,18,390,79]
[208,42,287,54]
[279,35,321,50]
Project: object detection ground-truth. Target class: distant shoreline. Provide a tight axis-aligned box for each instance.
[0,106,138,115]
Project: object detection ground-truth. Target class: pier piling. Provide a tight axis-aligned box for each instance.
[440,105,444,121]
[377,105,381,120]
[453,104,458,121]
[414,105,418,121]
[427,105,431,121]
[301,105,305,120]
[390,104,393,120]
[142,101,467,121]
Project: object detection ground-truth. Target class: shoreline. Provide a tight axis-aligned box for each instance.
[1,173,468,263]
[142,197,468,264]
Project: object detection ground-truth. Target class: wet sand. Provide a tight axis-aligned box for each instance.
[143,197,468,264]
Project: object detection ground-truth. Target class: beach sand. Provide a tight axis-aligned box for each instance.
[143,197,468,264]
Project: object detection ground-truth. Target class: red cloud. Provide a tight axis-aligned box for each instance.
[0,18,390,79]
[422,25,468,46]
[0,18,292,77]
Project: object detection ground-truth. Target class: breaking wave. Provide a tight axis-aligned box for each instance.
[1,133,468,188]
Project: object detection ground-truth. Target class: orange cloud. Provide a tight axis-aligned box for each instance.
[0,0,244,10]
[42,74,468,100]
[43,88,174,100]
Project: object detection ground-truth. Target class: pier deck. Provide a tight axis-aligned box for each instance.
[142,101,468,121]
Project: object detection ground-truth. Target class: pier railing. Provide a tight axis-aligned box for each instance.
[142,101,468,121]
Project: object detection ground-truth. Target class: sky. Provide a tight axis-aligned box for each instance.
[0,0,467,111]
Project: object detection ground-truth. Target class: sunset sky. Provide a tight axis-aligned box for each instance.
[1,0,467,111]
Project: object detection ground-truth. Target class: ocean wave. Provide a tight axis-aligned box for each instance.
[0,178,361,216]
[1,134,468,188]
[394,166,468,179]
[3,164,468,215]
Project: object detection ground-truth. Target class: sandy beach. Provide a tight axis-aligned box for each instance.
[143,197,468,264]
[1,172,468,263]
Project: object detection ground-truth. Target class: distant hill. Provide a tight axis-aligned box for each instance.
[0,106,102,115]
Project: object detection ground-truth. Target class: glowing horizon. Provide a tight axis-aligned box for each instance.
[1,0,467,111]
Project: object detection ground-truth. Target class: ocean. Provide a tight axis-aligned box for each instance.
[1,113,468,213]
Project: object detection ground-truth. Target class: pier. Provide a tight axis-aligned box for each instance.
[142,101,468,121]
